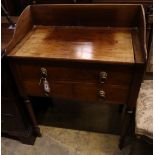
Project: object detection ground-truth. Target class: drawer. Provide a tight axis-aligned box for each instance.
[24,80,73,99]
[73,84,129,104]
[23,80,129,104]
[18,63,133,86]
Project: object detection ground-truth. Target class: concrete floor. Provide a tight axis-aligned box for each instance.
[2,126,131,155]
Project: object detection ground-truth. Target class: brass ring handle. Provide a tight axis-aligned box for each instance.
[99,90,106,98]
[39,67,50,96]
[99,71,107,84]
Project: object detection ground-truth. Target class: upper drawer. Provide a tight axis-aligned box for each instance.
[18,63,133,86]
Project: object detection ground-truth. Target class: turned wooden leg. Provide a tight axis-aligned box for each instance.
[119,110,133,149]
[24,98,41,137]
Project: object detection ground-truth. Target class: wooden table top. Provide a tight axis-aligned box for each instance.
[9,26,135,63]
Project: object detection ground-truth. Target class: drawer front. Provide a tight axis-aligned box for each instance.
[18,63,133,86]
[23,80,73,99]
[13,61,132,104]
[23,80,129,104]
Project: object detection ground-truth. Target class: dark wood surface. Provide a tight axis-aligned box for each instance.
[6,4,146,64]
[30,4,141,27]
[5,6,33,53]
[16,61,133,85]
[24,81,130,103]
[1,24,14,51]
[9,26,135,63]
[10,59,133,103]
[90,0,153,64]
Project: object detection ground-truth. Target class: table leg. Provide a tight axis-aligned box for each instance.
[119,110,134,149]
[24,98,41,137]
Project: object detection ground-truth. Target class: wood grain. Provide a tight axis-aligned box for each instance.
[6,6,33,53]
[1,24,14,51]
[23,80,129,104]
[9,26,135,63]
[31,4,140,27]
[18,61,133,85]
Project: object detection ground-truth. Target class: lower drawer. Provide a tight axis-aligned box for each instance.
[23,80,129,104]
